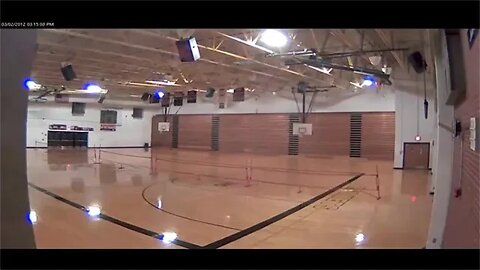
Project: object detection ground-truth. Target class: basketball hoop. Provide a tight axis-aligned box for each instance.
[298,127,307,138]
[292,123,312,137]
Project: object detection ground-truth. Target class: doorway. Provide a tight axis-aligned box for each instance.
[403,142,430,169]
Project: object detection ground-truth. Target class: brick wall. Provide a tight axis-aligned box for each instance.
[443,29,480,248]
[152,112,395,160]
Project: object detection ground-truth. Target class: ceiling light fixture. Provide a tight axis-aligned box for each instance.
[83,83,105,93]
[382,66,392,75]
[24,79,42,90]
[218,32,274,53]
[153,89,165,99]
[305,65,332,75]
[349,82,363,88]
[361,76,376,88]
[260,29,288,48]
[369,55,382,66]
[145,80,181,86]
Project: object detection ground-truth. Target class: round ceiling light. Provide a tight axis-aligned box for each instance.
[260,29,288,47]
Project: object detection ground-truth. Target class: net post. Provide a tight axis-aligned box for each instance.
[249,158,253,185]
[375,164,381,200]
[93,144,101,164]
[245,158,252,187]
[150,148,158,175]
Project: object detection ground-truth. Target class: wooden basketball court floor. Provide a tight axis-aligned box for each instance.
[26,148,432,248]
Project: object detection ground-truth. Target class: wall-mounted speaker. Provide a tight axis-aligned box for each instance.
[233,87,245,102]
[445,29,467,105]
[61,63,76,81]
[173,91,184,106]
[408,51,427,73]
[141,92,151,101]
[297,81,308,93]
[161,92,170,107]
[187,90,197,103]
[175,37,201,62]
[205,87,215,98]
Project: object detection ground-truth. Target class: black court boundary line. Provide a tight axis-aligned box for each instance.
[28,183,201,249]
[141,183,243,231]
[203,173,365,249]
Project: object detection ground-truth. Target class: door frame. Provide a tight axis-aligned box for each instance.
[403,142,430,169]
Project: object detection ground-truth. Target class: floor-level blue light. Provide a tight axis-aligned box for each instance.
[27,210,38,224]
[160,232,177,243]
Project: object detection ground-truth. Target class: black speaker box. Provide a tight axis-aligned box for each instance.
[445,29,467,105]
[141,92,151,101]
[408,51,427,73]
[61,64,77,81]
[205,87,215,98]
[187,90,197,103]
[297,81,308,93]
[176,37,201,62]
[161,93,170,107]
[233,87,245,102]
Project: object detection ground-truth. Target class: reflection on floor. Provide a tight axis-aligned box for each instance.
[26,148,432,248]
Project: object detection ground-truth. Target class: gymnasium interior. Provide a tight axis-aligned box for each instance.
[1,29,479,249]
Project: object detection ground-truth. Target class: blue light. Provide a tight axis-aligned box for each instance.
[83,83,103,93]
[362,76,376,88]
[153,89,165,99]
[160,232,177,243]
[24,79,40,90]
[27,210,38,224]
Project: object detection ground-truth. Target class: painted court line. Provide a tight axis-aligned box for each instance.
[141,184,243,231]
[203,173,365,249]
[28,182,202,249]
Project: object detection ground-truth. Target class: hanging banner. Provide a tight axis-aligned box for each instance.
[49,124,67,130]
[100,124,116,131]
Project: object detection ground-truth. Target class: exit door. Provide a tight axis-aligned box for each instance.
[403,142,430,169]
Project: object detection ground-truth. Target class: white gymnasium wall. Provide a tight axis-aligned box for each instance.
[393,77,437,169]
[177,87,395,114]
[27,99,158,148]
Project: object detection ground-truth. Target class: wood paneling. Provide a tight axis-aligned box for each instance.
[178,115,212,150]
[299,113,350,157]
[151,115,173,148]
[361,112,395,160]
[219,114,289,155]
[444,30,480,248]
